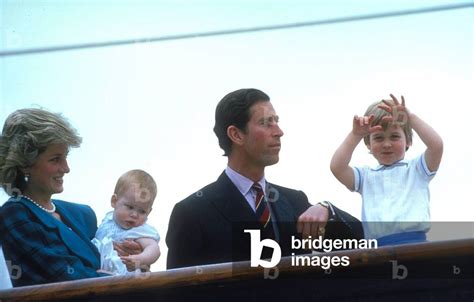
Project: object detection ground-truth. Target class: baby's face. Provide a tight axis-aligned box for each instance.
[112,187,153,229]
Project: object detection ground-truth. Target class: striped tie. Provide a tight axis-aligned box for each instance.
[252,183,272,229]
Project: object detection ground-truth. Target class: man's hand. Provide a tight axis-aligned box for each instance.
[297,204,329,240]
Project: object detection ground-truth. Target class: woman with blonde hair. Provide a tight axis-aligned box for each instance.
[0,108,105,286]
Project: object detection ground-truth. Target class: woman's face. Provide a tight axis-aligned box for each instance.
[26,144,70,199]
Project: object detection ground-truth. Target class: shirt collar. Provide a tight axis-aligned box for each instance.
[225,166,266,196]
[372,158,409,171]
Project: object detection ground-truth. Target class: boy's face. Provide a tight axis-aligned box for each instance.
[111,186,153,229]
[367,125,410,166]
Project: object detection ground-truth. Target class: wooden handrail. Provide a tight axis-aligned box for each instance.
[0,238,473,302]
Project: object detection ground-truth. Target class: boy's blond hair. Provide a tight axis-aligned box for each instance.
[363,99,413,150]
[114,169,157,204]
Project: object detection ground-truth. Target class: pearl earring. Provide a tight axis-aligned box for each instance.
[24,173,30,182]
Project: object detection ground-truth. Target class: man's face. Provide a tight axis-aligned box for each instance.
[240,101,284,168]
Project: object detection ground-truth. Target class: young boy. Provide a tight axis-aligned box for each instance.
[330,94,443,245]
[93,169,160,274]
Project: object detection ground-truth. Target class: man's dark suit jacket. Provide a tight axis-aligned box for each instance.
[0,197,103,287]
[166,172,363,269]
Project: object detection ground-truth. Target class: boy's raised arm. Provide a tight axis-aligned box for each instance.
[410,112,443,172]
[379,94,443,173]
[330,115,380,191]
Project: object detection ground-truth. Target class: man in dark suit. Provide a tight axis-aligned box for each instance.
[166,88,363,269]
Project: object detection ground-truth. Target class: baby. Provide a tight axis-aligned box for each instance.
[93,169,160,274]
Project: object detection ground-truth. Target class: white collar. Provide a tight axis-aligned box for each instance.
[225,166,266,196]
[372,159,409,171]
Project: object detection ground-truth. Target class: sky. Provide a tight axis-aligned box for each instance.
[1,0,473,271]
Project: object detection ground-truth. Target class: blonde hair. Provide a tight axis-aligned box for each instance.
[0,108,81,196]
[114,169,157,205]
[362,100,413,149]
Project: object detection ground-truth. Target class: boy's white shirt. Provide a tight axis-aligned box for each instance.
[353,153,435,239]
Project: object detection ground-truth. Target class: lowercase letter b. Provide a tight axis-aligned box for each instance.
[244,229,281,268]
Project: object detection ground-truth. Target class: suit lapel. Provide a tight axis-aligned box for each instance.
[267,183,299,240]
[267,183,297,222]
[210,172,257,224]
[208,174,301,242]
[209,174,300,225]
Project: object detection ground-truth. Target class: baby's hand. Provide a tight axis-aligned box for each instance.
[120,254,140,271]
[352,115,382,137]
